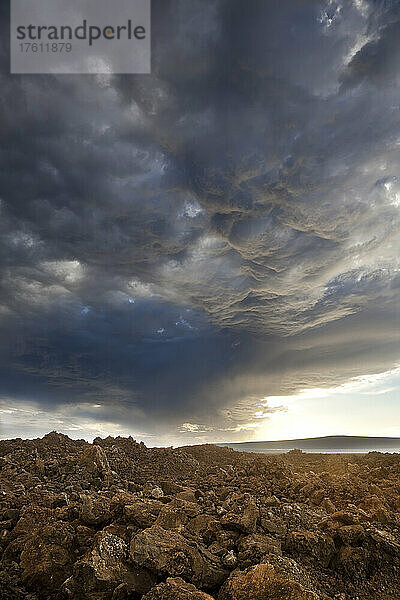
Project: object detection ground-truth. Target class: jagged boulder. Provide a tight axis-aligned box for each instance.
[79,445,110,474]
[220,494,258,534]
[218,562,320,600]
[187,514,218,542]
[155,504,189,530]
[144,483,164,499]
[142,577,216,599]
[20,520,76,593]
[237,533,281,568]
[284,531,335,568]
[63,531,155,599]
[124,499,163,528]
[155,498,201,530]
[130,525,228,589]
[79,494,112,527]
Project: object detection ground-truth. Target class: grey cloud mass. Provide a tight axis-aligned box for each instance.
[1,0,400,443]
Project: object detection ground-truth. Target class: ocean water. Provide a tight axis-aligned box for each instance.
[229,447,400,454]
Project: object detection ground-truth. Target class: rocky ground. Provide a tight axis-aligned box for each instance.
[1,433,400,599]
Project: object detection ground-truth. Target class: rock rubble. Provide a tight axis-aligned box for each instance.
[1,434,400,598]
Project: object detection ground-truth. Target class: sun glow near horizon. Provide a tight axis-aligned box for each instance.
[256,367,400,442]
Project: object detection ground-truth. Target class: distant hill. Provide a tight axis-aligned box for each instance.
[217,435,400,453]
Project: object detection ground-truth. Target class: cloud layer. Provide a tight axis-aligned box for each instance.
[1,0,400,443]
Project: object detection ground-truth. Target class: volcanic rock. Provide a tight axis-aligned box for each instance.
[130,525,228,589]
[79,444,110,475]
[64,531,155,599]
[142,577,215,599]
[20,520,75,593]
[237,533,281,568]
[284,530,335,568]
[124,500,163,529]
[220,494,258,534]
[218,562,320,600]
[2,433,400,599]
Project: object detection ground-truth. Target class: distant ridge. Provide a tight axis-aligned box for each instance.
[217,435,400,453]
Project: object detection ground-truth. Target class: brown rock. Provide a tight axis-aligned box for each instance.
[177,498,202,518]
[310,489,326,505]
[176,489,198,503]
[336,525,366,546]
[208,530,239,558]
[218,562,320,600]
[110,491,141,513]
[142,576,216,599]
[12,505,54,537]
[238,533,281,568]
[155,504,189,530]
[222,550,237,569]
[79,445,110,474]
[220,495,258,534]
[80,494,111,526]
[124,499,163,528]
[284,531,335,568]
[187,514,217,540]
[64,531,155,599]
[20,521,75,593]
[264,495,281,507]
[332,545,370,580]
[144,483,164,499]
[371,507,391,524]
[130,525,228,589]
[321,498,336,514]
[260,515,286,536]
[329,511,359,525]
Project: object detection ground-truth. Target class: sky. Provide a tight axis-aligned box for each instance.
[1,0,400,445]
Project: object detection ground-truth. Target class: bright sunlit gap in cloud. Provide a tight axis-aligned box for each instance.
[257,367,400,442]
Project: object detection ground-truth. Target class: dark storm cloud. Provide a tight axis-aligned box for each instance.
[1,0,400,441]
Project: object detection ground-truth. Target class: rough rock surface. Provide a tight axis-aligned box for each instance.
[142,577,215,599]
[2,433,400,599]
[218,562,320,600]
[64,530,155,599]
[130,525,228,589]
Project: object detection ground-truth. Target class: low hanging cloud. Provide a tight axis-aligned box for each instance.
[1,0,400,443]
